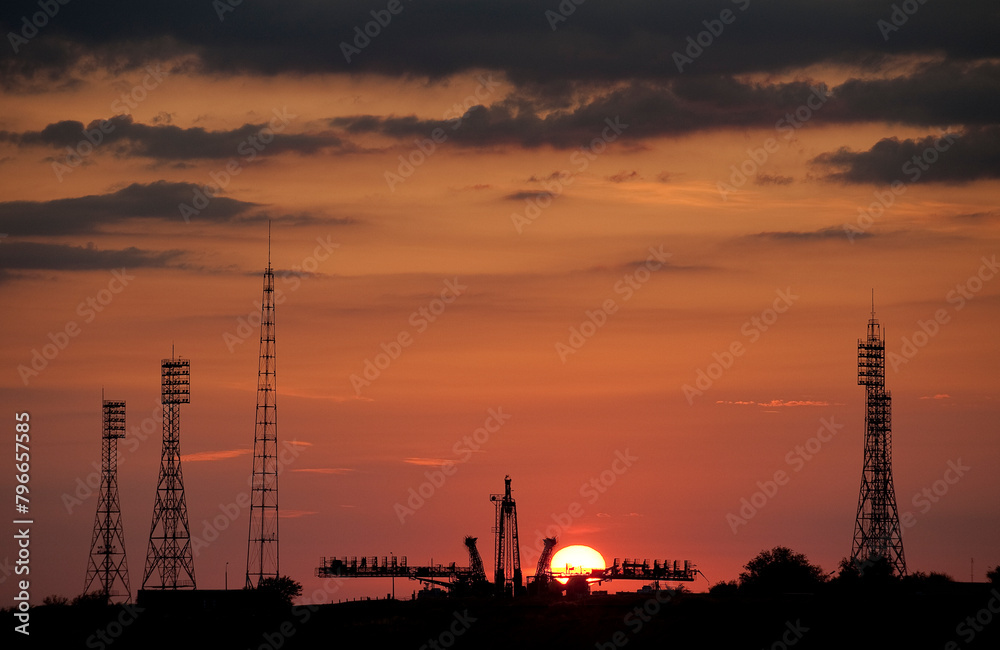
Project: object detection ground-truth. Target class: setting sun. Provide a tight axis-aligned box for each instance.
[550,545,607,584]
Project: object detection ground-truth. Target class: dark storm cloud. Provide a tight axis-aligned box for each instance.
[0,241,184,270]
[0,181,258,235]
[1,0,997,86]
[332,80,832,148]
[813,127,1000,185]
[330,62,1000,148]
[828,61,1000,127]
[0,114,347,159]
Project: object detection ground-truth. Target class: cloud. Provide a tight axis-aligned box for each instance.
[716,399,833,407]
[0,114,349,160]
[0,241,185,271]
[323,64,1000,149]
[1,1,997,87]
[813,128,1000,185]
[920,394,952,400]
[292,468,355,474]
[181,448,251,462]
[829,61,1000,128]
[504,191,554,201]
[0,181,259,236]
[748,227,871,242]
[0,182,350,238]
[607,170,641,183]
[279,510,318,518]
[403,457,454,467]
[754,173,793,186]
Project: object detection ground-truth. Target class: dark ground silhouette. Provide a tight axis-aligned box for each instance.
[8,580,1000,649]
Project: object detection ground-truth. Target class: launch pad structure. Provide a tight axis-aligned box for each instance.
[317,475,699,596]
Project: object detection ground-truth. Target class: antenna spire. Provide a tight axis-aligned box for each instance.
[267,220,271,269]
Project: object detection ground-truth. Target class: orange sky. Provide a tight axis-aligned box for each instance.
[1,2,999,604]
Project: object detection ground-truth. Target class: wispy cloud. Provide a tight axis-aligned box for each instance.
[279,509,318,518]
[292,468,354,474]
[404,457,454,467]
[716,399,834,407]
[181,448,251,462]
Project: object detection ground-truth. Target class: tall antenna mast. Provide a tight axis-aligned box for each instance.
[851,300,906,576]
[143,355,196,589]
[247,225,279,587]
[84,398,131,603]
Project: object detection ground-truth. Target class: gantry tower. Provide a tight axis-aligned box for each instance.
[143,355,196,589]
[246,238,279,588]
[490,475,523,596]
[464,536,487,585]
[84,398,131,603]
[851,301,906,576]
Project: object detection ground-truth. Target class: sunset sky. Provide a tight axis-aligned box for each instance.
[1,1,998,605]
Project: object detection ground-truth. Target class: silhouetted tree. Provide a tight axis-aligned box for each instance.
[70,591,112,613]
[833,555,895,587]
[738,546,826,595]
[708,580,739,598]
[258,575,303,606]
[42,595,69,607]
[901,571,954,594]
[988,565,1000,586]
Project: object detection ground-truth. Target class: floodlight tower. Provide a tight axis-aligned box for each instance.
[490,475,523,596]
[143,355,196,589]
[246,237,279,588]
[851,301,907,576]
[84,399,131,603]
